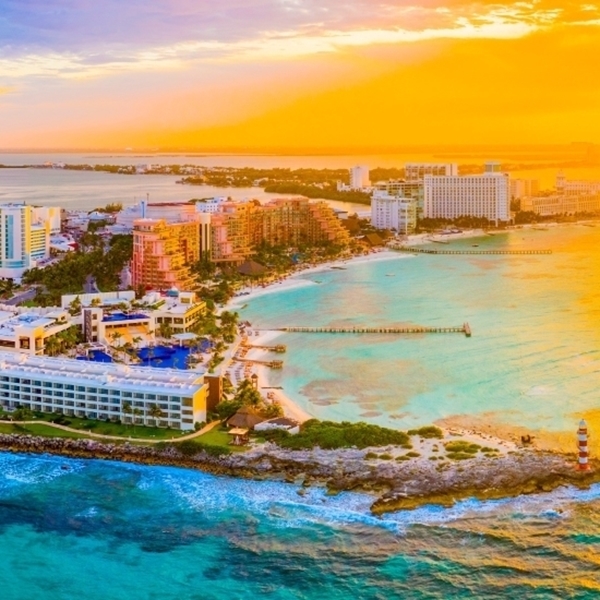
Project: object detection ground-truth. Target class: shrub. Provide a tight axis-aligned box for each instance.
[365,452,378,459]
[407,426,444,439]
[174,440,231,457]
[447,452,476,460]
[405,451,421,458]
[379,453,393,460]
[396,455,411,462]
[274,419,410,450]
[445,441,480,454]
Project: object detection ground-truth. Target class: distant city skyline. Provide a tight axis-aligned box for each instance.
[1,0,599,149]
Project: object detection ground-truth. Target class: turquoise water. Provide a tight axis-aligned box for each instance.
[241,226,600,433]
[2,452,600,599]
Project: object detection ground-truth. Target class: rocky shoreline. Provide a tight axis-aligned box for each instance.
[2,434,599,513]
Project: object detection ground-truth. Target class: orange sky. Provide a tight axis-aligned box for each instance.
[1,0,599,149]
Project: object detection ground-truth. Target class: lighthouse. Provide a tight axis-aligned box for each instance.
[577,419,591,471]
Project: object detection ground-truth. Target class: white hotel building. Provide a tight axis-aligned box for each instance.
[0,352,208,430]
[424,167,511,224]
[371,193,418,234]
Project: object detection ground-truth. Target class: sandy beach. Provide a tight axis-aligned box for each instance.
[226,249,416,424]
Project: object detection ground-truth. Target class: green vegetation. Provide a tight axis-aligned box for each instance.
[23,234,133,306]
[262,419,410,450]
[212,378,283,421]
[444,441,481,454]
[407,426,444,439]
[405,451,421,458]
[0,422,88,438]
[444,440,482,461]
[0,409,184,440]
[165,439,231,457]
[263,183,371,205]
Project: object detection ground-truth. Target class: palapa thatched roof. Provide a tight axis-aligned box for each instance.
[227,405,265,429]
[237,260,267,277]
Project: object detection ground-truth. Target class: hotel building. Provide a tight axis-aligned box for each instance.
[61,291,206,347]
[0,203,59,280]
[556,173,600,196]
[424,166,511,224]
[0,306,72,355]
[0,352,208,430]
[132,219,201,290]
[349,165,371,190]
[521,193,600,216]
[405,163,458,181]
[370,193,418,234]
[209,198,351,263]
[510,179,540,200]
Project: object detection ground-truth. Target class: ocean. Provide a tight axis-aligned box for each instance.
[240,226,600,445]
[1,152,600,212]
[1,154,600,597]
[1,452,600,600]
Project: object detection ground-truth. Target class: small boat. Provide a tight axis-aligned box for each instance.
[472,244,479,247]
[331,266,347,270]
[386,273,395,277]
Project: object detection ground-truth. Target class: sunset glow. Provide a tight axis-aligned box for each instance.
[1,0,599,149]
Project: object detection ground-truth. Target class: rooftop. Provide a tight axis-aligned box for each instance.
[0,351,205,395]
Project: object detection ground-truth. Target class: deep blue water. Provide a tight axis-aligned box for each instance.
[1,453,600,599]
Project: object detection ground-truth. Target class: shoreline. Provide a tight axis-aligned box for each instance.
[2,432,599,514]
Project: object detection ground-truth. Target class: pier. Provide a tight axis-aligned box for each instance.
[395,247,552,255]
[233,358,284,368]
[244,344,286,353]
[279,323,472,337]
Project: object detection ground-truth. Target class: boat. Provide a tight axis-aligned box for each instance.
[386,273,395,277]
[472,244,479,247]
[430,238,449,244]
[331,266,347,270]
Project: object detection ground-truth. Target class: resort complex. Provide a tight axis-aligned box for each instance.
[0,351,209,430]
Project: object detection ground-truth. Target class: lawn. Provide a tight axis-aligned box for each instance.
[0,422,88,439]
[197,426,246,452]
[0,410,189,441]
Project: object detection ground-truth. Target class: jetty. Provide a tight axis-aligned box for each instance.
[395,247,551,256]
[233,358,284,369]
[279,323,472,337]
[244,344,286,353]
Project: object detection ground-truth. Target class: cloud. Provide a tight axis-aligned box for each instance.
[4,0,596,80]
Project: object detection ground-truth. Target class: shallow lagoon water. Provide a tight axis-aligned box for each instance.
[241,226,600,433]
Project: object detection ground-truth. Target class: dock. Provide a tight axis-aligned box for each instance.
[279,323,472,337]
[244,344,286,353]
[233,358,284,368]
[394,247,551,255]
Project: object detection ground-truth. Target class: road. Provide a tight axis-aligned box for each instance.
[4,288,38,306]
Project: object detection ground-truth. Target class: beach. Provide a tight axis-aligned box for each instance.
[226,249,419,424]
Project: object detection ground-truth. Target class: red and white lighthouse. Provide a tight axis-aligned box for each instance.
[577,419,591,471]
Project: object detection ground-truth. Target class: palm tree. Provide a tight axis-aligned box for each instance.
[147,403,164,427]
[44,336,62,357]
[132,407,143,430]
[122,401,132,427]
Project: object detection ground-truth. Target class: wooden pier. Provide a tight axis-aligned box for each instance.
[233,358,284,368]
[395,247,551,255]
[245,344,287,353]
[279,323,472,337]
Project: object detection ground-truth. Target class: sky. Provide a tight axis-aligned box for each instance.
[0,0,599,150]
